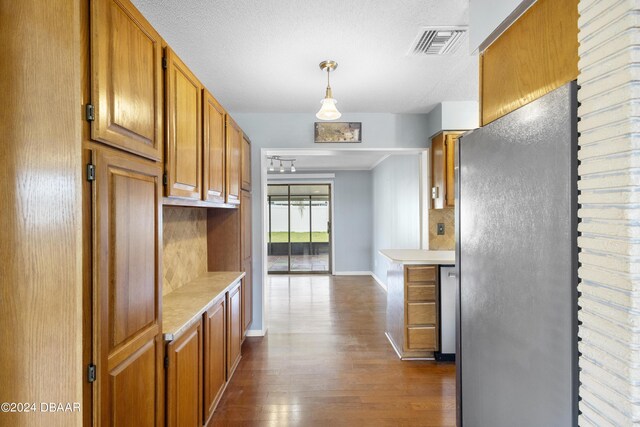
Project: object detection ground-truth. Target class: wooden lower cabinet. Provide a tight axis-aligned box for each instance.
[227,282,242,376]
[166,320,203,427]
[164,280,243,425]
[404,266,439,353]
[386,264,440,359]
[204,296,227,424]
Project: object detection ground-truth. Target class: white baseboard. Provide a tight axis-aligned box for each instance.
[334,271,372,276]
[245,328,267,337]
[370,272,387,292]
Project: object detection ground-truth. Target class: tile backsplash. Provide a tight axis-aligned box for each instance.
[429,208,455,250]
[162,206,208,295]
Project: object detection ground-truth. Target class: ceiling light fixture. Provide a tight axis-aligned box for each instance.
[267,156,296,173]
[316,60,341,121]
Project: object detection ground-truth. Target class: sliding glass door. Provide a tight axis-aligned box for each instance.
[267,184,331,274]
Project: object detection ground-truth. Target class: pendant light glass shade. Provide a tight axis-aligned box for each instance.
[316,60,341,121]
[316,98,341,120]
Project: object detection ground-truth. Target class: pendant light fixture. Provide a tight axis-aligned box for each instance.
[316,60,341,121]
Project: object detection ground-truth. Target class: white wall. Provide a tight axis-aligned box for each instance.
[333,171,373,272]
[469,0,534,52]
[371,154,422,284]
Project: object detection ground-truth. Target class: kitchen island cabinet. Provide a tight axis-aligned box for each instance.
[380,250,455,360]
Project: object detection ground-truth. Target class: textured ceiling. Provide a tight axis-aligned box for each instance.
[133,0,478,114]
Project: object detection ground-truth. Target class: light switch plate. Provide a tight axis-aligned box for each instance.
[437,223,445,235]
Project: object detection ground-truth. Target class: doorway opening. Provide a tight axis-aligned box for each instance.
[267,184,332,274]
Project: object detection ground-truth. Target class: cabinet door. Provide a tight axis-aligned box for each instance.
[203,297,226,423]
[165,47,203,200]
[241,190,252,261]
[227,282,242,376]
[203,90,226,203]
[93,148,163,426]
[166,320,203,427]
[445,134,458,208]
[91,0,163,160]
[431,133,445,209]
[241,134,252,191]
[242,259,253,337]
[225,116,241,205]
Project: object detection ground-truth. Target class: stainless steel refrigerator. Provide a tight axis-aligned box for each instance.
[455,82,578,426]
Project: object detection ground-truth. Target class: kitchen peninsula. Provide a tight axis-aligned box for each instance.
[380,249,455,360]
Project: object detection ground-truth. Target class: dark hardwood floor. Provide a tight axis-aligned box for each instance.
[210,275,456,426]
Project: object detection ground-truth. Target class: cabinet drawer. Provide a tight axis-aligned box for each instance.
[406,266,436,283]
[407,327,436,351]
[407,302,436,325]
[407,285,436,302]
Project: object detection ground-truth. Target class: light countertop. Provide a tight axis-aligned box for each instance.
[162,271,245,340]
[379,249,455,265]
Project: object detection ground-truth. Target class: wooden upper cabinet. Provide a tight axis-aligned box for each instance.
[241,135,252,192]
[90,0,163,160]
[165,47,203,200]
[203,297,226,424]
[92,147,163,426]
[431,132,461,209]
[241,190,252,261]
[166,320,203,427]
[225,116,242,205]
[203,90,226,203]
[431,133,445,210]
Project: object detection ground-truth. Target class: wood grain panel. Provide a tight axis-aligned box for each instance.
[242,258,253,337]
[93,147,163,425]
[480,0,579,125]
[203,90,226,203]
[204,297,227,424]
[445,134,457,208]
[0,1,83,424]
[406,266,436,283]
[430,133,445,210]
[407,285,436,302]
[241,134,252,191]
[165,47,202,199]
[407,303,437,325]
[227,283,242,377]
[167,320,202,427]
[91,0,163,160]
[110,338,160,427]
[407,327,437,351]
[225,116,242,205]
[207,208,241,271]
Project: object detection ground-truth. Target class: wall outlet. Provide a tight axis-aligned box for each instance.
[437,223,445,235]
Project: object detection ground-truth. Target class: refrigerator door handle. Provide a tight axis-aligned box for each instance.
[448,272,458,278]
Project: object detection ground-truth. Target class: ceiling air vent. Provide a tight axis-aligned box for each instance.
[410,27,467,55]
